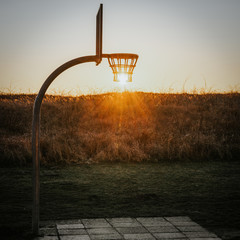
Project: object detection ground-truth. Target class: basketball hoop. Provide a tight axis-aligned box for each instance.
[103,53,138,82]
[32,3,139,236]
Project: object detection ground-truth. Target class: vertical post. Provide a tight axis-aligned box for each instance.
[32,97,41,235]
[32,55,97,235]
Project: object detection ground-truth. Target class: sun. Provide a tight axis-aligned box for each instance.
[117,73,129,84]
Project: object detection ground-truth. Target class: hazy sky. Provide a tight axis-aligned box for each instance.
[0,0,240,94]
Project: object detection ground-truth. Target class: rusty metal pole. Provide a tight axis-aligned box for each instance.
[32,55,97,235]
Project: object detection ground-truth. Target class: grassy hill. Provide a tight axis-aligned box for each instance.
[0,92,240,165]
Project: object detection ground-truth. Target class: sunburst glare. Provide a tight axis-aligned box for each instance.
[117,73,129,84]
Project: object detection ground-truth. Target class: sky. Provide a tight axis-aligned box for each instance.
[0,0,240,95]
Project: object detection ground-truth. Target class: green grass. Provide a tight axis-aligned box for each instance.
[0,162,240,239]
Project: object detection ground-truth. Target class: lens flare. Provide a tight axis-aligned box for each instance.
[117,73,129,84]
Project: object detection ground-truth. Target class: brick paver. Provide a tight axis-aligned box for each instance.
[35,216,222,240]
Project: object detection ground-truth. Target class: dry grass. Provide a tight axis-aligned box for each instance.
[0,92,240,165]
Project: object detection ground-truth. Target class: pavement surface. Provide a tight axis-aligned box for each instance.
[35,216,222,240]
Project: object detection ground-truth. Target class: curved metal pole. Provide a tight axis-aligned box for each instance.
[32,55,97,235]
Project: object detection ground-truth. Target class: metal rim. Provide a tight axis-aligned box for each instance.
[102,53,138,59]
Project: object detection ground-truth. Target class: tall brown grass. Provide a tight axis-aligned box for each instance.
[0,92,239,165]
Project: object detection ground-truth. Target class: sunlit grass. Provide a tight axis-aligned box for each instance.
[0,91,240,165]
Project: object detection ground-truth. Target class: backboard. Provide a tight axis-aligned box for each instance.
[96,4,103,65]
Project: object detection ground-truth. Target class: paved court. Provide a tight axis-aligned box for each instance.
[35,216,221,240]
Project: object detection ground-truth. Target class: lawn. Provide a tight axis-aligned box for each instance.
[0,161,240,239]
